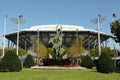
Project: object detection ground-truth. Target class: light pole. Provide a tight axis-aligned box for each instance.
[112,13,117,67]
[3,13,7,57]
[37,29,39,65]
[91,14,106,56]
[11,15,25,55]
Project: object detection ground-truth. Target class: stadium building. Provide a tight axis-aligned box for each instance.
[5,24,112,50]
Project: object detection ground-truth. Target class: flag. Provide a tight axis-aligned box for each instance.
[5,13,7,18]
[19,15,23,19]
[98,13,101,17]
[112,13,117,18]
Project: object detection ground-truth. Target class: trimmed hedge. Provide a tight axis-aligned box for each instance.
[43,58,71,66]
[0,50,22,72]
[96,53,115,73]
[81,55,94,69]
[23,54,36,68]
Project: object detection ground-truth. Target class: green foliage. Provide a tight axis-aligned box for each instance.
[29,36,48,59]
[13,47,27,56]
[96,53,115,73]
[0,48,2,56]
[34,41,48,59]
[90,48,98,57]
[23,54,36,68]
[101,47,114,57]
[90,47,113,57]
[0,50,22,72]
[110,19,120,42]
[43,58,71,66]
[81,55,94,69]
[0,47,10,56]
[69,38,85,58]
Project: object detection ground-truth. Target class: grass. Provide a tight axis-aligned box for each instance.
[0,68,119,80]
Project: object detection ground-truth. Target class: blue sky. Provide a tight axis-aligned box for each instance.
[0,0,120,49]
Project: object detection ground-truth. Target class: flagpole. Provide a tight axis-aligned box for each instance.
[37,29,39,65]
[10,14,24,56]
[16,15,20,56]
[112,13,116,51]
[112,13,117,68]
[98,14,101,57]
[91,13,106,56]
[3,13,7,57]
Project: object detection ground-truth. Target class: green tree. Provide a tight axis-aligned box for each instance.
[13,47,26,57]
[81,55,94,69]
[110,19,120,42]
[29,36,48,59]
[0,48,2,56]
[68,39,85,58]
[0,47,10,56]
[90,47,113,57]
[34,41,48,59]
[96,52,115,73]
[0,50,22,72]
[23,54,36,68]
[101,47,114,57]
[29,36,36,52]
[90,48,98,57]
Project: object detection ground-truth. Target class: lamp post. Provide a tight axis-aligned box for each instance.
[3,13,7,57]
[112,13,117,68]
[91,14,106,56]
[37,29,39,65]
[11,15,25,55]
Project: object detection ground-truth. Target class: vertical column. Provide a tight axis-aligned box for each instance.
[24,40,27,51]
[3,13,7,57]
[97,14,101,56]
[88,35,90,51]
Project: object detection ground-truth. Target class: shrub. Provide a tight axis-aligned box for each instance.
[96,53,115,73]
[23,54,36,68]
[43,58,71,66]
[101,47,114,57]
[81,55,93,69]
[0,50,22,72]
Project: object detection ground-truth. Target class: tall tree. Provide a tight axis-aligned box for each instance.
[13,47,26,57]
[34,41,48,59]
[110,19,120,42]
[90,47,113,57]
[0,47,10,56]
[29,36,48,59]
[68,38,85,58]
[90,48,98,57]
[23,54,36,68]
[0,48,3,56]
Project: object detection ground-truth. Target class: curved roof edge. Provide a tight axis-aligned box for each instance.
[24,24,85,31]
[6,24,112,38]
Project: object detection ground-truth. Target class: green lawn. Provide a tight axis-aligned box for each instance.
[0,69,119,80]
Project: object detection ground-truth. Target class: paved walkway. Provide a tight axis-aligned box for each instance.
[31,66,86,70]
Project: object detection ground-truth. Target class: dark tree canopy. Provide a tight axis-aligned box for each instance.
[23,54,36,68]
[96,52,115,73]
[81,55,93,69]
[110,19,120,42]
[0,50,22,72]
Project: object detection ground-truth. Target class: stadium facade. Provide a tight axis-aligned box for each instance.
[5,24,112,50]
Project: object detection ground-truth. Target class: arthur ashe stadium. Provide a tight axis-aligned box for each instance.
[5,24,111,50]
